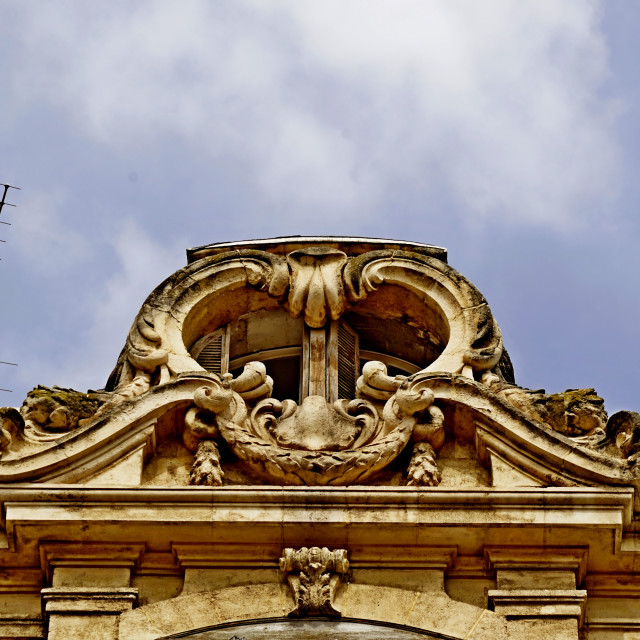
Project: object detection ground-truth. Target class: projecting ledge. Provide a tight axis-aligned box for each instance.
[0,485,634,530]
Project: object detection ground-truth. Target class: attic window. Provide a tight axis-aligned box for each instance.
[190,308,425,403]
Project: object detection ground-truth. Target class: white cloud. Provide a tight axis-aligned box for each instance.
[7,0,619,227]
[11,219,187,394]
[78,219,187,386]
[12,189,89,274]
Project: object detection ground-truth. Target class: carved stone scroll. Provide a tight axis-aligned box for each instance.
[279,547,349,617]
[344,250,504,378]
[106,250,289,402]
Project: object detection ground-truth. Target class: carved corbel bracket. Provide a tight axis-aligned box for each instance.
[279,547,349,617]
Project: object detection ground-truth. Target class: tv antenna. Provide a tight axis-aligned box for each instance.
[0,184,20,388]
[0,183,20,221]
[0,183,19,260]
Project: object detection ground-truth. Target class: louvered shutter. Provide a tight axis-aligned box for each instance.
[193,328,228,375]
[321,321,360,403]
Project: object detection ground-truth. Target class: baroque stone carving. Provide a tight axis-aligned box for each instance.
[482,374,608,438]
[480,372,640,462]
[286,247,348,328]
[184,360,442,486]
[357,361,445,486]
[20,386,105,441]
[279,547,349,617]
[4,239,640,492]
[343,251,504,377]
[103,246,508,414]
[599,410,640,461]
[0,386,106,454]
[106,251,289,403]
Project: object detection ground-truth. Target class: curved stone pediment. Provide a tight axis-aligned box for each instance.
[0,369,636,497]
[0,239,637,501]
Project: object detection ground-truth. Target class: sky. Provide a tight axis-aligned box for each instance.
[0,1,639,416]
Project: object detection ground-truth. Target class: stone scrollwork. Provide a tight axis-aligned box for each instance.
[344,251,504,379]
[279,547,349,617]
[107,250,289,404]
[357,362,446,486]
[183,358,446,486]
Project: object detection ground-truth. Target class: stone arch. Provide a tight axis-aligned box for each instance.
[109,248,504,398]
[117,582,507,640]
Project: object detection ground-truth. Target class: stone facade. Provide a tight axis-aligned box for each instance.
[0,236,639,639]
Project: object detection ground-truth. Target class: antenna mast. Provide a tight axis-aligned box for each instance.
[0,183,21,392]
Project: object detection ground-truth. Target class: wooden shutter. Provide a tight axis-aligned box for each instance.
[192,328,229,375]
[326,320,359,402]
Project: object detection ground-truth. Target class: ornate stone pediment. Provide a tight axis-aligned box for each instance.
[0,237,637,499]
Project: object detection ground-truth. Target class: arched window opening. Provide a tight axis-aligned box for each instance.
[188,284,450,403]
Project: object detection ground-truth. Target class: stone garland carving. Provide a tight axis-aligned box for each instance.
[190,440,224,486]
[356,361,446,486]
[183,361,443,486]
[279,547,349,617]
[4,245,640,478]
[407,442,442,487]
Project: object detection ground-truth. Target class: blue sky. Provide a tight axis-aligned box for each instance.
[0,1,638,414]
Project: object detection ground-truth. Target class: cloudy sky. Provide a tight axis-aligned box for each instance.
[0,1,638,415]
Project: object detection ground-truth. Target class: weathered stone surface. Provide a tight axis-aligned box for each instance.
[0,236,637,639]
[279,546,349,617]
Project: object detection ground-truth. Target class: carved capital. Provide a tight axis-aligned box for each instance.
[279,547,349,617]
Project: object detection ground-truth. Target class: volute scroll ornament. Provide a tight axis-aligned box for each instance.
[106,250,290,403]
[344,250,504,379]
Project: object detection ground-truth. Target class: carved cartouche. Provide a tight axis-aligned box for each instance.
[253,396,378,452]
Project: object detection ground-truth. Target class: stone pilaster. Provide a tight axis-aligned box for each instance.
[39,544,142,640]
[42,587,138,640]
[485,547,587,640]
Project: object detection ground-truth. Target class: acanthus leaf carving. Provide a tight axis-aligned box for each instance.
[286,248,348,328]
[279,547,349,617]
